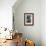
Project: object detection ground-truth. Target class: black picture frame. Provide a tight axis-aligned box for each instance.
[24,13,34,26]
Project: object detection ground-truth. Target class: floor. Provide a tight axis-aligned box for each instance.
[0,33,23,46]
[0,39,16,46]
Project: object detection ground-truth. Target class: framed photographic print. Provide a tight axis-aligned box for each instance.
[24,13,34,26]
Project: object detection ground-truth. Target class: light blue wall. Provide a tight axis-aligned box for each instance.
[13,0,41,46]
